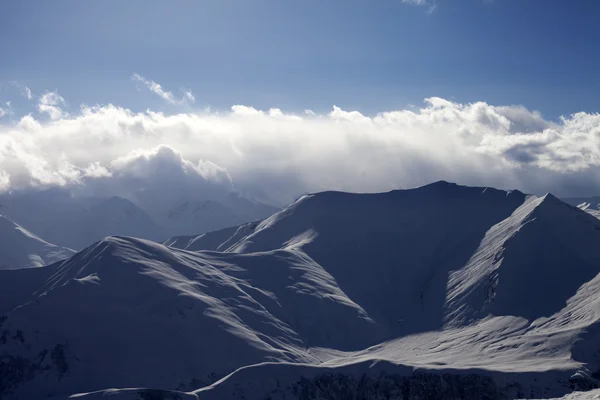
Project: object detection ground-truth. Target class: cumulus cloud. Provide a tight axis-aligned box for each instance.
[132,73,195,105]
[109,145,232,191]
[0,108,6,119]
[38,91,67,120]
[23,87,32,100]
[0,96,600,205]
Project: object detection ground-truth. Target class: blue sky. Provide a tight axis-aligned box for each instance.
[1,1,600,201]
[2,0,599,119]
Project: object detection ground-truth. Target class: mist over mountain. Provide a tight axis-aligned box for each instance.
[0,159,277,250]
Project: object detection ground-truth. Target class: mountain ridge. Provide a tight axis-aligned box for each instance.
[3,182,600,399]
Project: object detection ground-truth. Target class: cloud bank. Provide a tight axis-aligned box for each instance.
[0,96,599,205]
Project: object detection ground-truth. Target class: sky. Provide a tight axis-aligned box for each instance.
[1,0,600,204]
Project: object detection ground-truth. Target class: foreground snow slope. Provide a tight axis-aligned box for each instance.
[4,182,600,399]
[0,237,385,398]
[0,213,74,270]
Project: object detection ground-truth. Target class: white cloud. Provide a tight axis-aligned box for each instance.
[0,96,600,204]
[110,145,231,187]
[131,73,195,105]
[402,0,437,13]
[182,89,195,103]
[0,102,14,119]
[38,91,67,120]
[7,81,33,100]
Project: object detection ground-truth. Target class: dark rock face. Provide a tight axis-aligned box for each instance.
[0,325,70,399]
[137,389,184,400]
[286,372,505,400]
[246,370,572,400]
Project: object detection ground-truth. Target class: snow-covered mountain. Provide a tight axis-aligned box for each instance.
[562,196,600,219]
[164,220,260,251]
[0,188,276,249]
[4,182,600,399]
[0,213,74,270]
[0,189,167,249]
[136,190,278,238]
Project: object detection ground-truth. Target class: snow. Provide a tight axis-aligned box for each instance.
[133,188,278,238]
[0,212,74,270]
[0,190,166,249]
[0,188,276,250]
[562,196,600,220]
[164,220,260,252]
[4,181,600,399]
[529,390,600,399]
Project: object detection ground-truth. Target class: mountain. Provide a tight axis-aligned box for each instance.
[0,213,74,270]
[562,196,600,210]
[164,220,260,251]
[137,190,278,238]
[0,187,277,250]
[562,196,600,219]
[0,189,167,249]
[4,182,600,399]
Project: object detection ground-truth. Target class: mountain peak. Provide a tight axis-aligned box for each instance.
[0,213,74,270]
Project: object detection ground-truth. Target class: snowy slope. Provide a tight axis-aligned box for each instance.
[4,182,600,399]
[0,213,74,270]
[562,196,600,211]
[164,220,260,252]
[0,237,385,398]
[562,196,600,220]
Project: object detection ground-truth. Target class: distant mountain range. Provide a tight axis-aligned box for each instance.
[0,187,277,261]
[3,182,600,399]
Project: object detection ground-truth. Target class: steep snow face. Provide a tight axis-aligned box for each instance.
[447,194,600,325]
[0,213,74,270]
[229,182,530,335]
[228,184,600,337]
